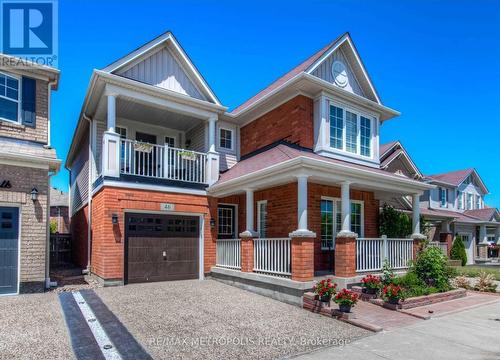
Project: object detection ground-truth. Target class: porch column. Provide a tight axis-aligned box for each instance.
[206,115,220,185]
[440,220,453,257]
[411,194,422,237]
[289,175,316,282]
[240,189,257,272]
[496,226,500,245]
[340,181,351,234]
[478,224,489,259]
[107,94,117,133]
[240,189,257,237]
[102,94,120,178]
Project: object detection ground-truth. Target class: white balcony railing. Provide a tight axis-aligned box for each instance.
[216,239,241,270]
[254,238,291,277]
[120,139,208,184]
[356,236,414,273]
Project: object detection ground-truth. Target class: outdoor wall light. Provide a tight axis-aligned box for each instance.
[111,213,119,224]
[210,218,216,228]
[30,187,39,201]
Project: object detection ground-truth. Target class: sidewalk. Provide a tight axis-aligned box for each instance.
[294,299,500,360]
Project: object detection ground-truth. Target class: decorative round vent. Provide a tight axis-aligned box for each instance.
[331,60,348,87]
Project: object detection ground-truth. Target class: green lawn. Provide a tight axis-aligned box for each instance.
[453,265,500,281]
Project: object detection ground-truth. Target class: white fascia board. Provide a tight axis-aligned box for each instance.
[457,169,489,195]
[382,150,423,179]
[208,156,434,197]
[0,153,60,171]
[96,180,207,196]
[379,141,401,160]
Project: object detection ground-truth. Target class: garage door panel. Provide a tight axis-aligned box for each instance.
[126,214,199,284]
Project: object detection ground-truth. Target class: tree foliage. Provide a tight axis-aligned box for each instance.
[450,236,467,266]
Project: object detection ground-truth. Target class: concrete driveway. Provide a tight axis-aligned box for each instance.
[295,300,500,360]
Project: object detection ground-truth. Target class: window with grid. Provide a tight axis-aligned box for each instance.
[257,201,267,238]
[218,207,233,236]
[0,72,20,122]
[345,111,358,153]
[219,128,233,150]
[165,136,175,147]
[439,188,448,207]
[360,116,371,157]
[321,199,362,249]
[458,191,463,210]
[351,202,362,236]
[467,193,473,210]
[321,199,334,249]
[329,105,344,150]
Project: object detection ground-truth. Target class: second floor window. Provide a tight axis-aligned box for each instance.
[458,191,463,210]
[329,104,373,158]
[475,195,481,209]
[467,193,473,210]
[0,72,20,123]
[439,188,448,207]
[219,128,233,150]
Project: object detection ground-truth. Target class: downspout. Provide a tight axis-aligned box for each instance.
[82,113,93,275]
[45,78,58,288]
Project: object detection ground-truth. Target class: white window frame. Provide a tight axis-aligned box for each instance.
[115,126,127,139]
[439,188,448,208]
[475,195,481,210]
[0,71,22,124]
[164,136,176,148]
[218,127,234,151]
[257,200,267,238]
[467,193,473,210]
[457,191,464,210]
[217,205,235,237]
[320,196,364,250]
[328,99,375,160]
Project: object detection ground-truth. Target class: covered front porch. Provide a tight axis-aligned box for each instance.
[208,149,434,289]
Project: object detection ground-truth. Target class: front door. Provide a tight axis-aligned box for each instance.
[0,207,19,295]
[217,205,236,239]
[135,132,158,176]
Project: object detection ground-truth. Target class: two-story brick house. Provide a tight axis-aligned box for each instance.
[0,54,60,295]
[66,32,434,298]
[380,141,500,265]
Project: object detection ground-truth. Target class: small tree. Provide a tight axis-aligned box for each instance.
[49,220,58,234]
[379,204,411,238]
[450,236,467,266]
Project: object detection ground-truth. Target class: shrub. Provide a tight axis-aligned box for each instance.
[49,220,58,234]
[450,236,467,266]
[381,259,395,285]
[474,271,497,292]
[393,271,432,298]
[452,275,471,290]
[413,246,452,291]
[379,203,429,238]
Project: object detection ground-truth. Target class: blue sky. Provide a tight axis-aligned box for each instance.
[52,0,500,207]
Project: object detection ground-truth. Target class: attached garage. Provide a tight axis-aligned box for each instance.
[124,213,200,284]
[0,207,19,295]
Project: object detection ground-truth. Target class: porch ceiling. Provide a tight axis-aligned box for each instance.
[94,95,203,131]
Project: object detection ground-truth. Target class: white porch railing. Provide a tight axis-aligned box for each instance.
[254,238,291,277]
[216,239,241,270]
[356,236,414,272]
[429,241,448,255]
[120,139,208,184]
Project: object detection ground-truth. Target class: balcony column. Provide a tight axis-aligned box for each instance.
[206,115,220,185]
[102,94,120,178]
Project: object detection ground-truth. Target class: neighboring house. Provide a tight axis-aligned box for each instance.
[50,187,70,234]
[0,54,60,295]
[380,141,500,265]
[66,31,434,292]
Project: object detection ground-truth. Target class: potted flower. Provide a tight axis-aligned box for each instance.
[179,150,197,161]
[382,284,404,305]
[361,274,381,295]
[313,278,337,303]
[333,289,359,313]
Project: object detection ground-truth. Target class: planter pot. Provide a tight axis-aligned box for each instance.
[388,297,400,305]
[364,287,378,295]
[320,295,332,303]
[338,304,352,313]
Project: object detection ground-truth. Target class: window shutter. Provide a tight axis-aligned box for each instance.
[21,77,36,128]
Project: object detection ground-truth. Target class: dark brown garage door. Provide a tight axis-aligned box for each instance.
[125,213,200,284]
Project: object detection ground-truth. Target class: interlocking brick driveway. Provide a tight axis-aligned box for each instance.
[94,279,369,359]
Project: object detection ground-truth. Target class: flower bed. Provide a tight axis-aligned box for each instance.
[365,288,467,310]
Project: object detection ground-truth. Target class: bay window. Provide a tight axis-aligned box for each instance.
[329,103,373,158]
[320,198,363,250]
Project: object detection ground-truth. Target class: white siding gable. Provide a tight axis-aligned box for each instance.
[311,48,365,97]
[116,47,207,101]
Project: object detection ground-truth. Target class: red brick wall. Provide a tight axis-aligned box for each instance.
[308,184,379,273]
[240,95,314,156]
[71,206,89,269]
[89,187,216,281]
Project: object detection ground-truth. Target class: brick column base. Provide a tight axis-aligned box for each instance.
[440,233,453,258]
[240,237,254,272]
[291,235,315,282]
[335,235,356,278]
[478,244,488,259]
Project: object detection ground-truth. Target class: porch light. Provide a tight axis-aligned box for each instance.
[111,213,119,225]
[30,187,39,201]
